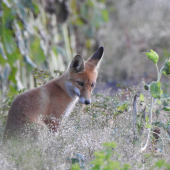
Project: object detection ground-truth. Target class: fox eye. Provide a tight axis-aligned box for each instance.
[77,81,84,87]
[91,83,95,87]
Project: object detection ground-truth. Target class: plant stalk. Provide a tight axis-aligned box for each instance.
[157,66,164,82]
[141,96,154,152]
[155,64,159,79]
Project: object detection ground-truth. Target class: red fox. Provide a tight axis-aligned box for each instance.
[4,47,104,139]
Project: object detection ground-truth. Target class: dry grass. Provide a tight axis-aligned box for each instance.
[0,83,169,170]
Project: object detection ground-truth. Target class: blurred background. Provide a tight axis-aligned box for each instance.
[0,0,170,99]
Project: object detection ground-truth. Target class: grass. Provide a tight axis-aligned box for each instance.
[1,82,170,170]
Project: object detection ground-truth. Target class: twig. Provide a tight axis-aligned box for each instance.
[157,66,163,82]
[141,96,154,152]
[132,95,138,141]
[155,64,159,79]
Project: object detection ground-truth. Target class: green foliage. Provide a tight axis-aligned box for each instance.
[1,60,170,169]
[150,81,163,98]
[139,50,170,153]
[33,68,50,86]
[162,58,170,75]
[0,0,41,93]
[140,93,145,101]
[163,106,170,111]
[71,164,81,170]
[70,0,109,45]
[145,117,152,129]
[145,50,159,64]
[30,36,46,65]
[0,87,26,112]
[103,141,117,148]
[53,70,63,77]
[144,84,149,90]
[0,0,109,96]
[115,102,129,113]
[152,159,170,170]
[70,141,131,170]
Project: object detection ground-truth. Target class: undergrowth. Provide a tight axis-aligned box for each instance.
[0,50,170,170]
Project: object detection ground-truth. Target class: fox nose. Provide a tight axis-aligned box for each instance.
[85,100,90,105]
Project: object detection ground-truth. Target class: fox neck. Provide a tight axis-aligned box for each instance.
[56,72,78,117]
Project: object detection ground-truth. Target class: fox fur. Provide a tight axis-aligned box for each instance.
[4,47,104,139]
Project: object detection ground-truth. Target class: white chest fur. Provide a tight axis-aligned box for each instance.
[64,97,78,117]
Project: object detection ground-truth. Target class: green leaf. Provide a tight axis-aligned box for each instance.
[0,4,16,54]
[0,55,7,66]
[144,84,149,90]
[146,116,149,123]
[121,163,131,170]
[30,36,46,65]
[145,50,159,64]
[103,141,117,148]
[3,29,16,54]
[103,161,120,170]
[157,99,161,105]
[155,160,166,168]
[150,81,163,98]
[140,93,144,101]
[145,123,152,129]
[93,151,105,159]
[91,157,104,167]
[115,102,129,113]
[71,158,79,164]
[105,150,112,160]
[162,59,170,75]
[70,164,81,170]
[156,109,160,118]
[87,0,94,7]
[102,9,109,22]
[8,66,17,84]
[152,121,166,129]
[163,107,170,111]
[8,85,18,97]
[7,50,22,66]
[163,100,169,106]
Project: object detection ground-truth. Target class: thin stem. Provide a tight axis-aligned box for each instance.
[157,66,164,82]
[150,97,154,123]
[132,95,138,140]
[155,64,159,79]
[141,129,150,152]
[141,96,154,152]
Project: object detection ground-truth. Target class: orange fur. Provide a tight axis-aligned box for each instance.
[4,47,104,139]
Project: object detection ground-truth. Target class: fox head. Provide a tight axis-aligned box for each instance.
[65,47,104,105]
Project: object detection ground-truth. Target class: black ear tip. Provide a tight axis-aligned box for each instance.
[98,46,104,54]
[87,46,104,62]
[74,54,83,59]
[99,46,104,50]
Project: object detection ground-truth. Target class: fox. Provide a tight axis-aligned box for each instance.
[4,46,104,139]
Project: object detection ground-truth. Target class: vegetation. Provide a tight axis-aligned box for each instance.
[0,50,170,169]
[0,0,108,98]
[1,0,170,170]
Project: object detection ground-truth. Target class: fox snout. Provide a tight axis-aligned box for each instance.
[79,97,91,105]
[74,87,91,105]
[85,100,90,105]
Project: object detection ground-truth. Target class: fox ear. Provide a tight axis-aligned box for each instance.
[69,55,85,73]
[86,46,104,69]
